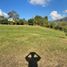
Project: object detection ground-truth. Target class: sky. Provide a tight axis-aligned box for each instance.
[0,0,67,20]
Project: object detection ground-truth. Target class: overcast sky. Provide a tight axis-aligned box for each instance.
[0,0,67,20]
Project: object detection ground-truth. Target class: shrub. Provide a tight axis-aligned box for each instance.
[63,26,67,36]
[28,19,34,25]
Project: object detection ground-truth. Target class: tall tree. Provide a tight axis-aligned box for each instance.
[17,19,24,25]
[0,16,8,24]
[34,16,43,26]
[8,10,19,21]
[28,18,34,25]
[43,16,48,27]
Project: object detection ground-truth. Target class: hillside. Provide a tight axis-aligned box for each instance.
[55,17,67,22]
[0,25,67,67]
[62,17,67,21]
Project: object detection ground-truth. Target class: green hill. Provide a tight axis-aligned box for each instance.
[0,25,67,67]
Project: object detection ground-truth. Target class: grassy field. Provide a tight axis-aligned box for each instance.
[0,25,67,67]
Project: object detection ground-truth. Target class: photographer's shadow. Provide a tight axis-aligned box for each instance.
[25,52,41,67]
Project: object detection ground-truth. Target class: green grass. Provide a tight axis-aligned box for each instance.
[0,25,67,67]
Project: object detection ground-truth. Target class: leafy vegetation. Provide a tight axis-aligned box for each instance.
[64,26,67,36]
[0,10,67,36]
[8,10,19,21]
[28,18,34,25]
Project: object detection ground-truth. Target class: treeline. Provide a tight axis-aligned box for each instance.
[0,10,67,35]
[48,21,67,36]
[0,16,48,26]
[0,11,48,26]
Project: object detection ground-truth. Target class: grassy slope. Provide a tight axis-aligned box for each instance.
[0,25,67,67]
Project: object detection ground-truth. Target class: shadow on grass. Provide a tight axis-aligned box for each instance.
[25,52,41,67]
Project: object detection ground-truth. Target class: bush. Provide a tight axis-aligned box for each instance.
[0,18,8,24]
[28,19,34,25]
[63,26,67,36]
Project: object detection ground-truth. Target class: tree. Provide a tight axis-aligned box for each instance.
[34,16,43,26]
[8,10,19,22]
[34,16,48,27]
[0,16,8,24]
[57,22,67,30]
[0,16,4,24]
[17,19,24,25]
[28,18,34,25]
[43,16,48,27]
[2,18,8,24]
[22,18,27,25]
[64,26,67,36]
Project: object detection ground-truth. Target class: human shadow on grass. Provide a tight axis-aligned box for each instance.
[25,52,41,67]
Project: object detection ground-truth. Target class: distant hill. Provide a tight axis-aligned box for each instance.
[61,17,67,22]
[55,17,67,22]
[49,17,67,22]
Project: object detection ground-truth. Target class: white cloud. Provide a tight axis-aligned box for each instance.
[0,9,8,17]
[29,0,50,7]
[0,9,3,16]
[50,11,63,20]
[64,10,67,13]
